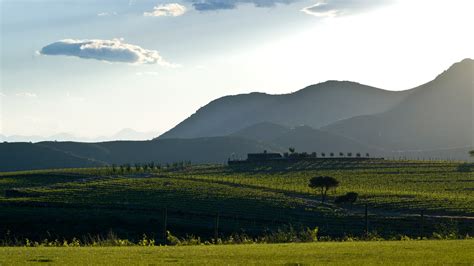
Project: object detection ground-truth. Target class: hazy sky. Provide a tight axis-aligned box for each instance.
[1,0,473,138]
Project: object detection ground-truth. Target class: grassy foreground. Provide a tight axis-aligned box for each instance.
[1,240,473,265]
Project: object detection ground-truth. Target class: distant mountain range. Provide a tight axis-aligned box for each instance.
[1,59,472,171]
[159,58,473,157]
[0,128,159,143]
[159,81,410,139]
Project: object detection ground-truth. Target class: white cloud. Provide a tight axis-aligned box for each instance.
[301,2,340,17]
[301,0,390,17]
[40,38,175,66]
[97,12,118,17]
[144,3,187,17]
[0,92,6,97]
[186,0,298,11]
[15,92,37,98]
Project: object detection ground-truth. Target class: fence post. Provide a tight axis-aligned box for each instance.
[420,210,424,238]
[214,212,220,242]
[365,204,369,236]
[163,208,168,244]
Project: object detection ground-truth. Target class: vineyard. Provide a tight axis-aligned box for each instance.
[0,159,473,242]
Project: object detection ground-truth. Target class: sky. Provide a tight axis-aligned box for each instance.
[0,0,473,138]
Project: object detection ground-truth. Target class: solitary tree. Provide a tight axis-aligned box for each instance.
[330,152,334,157]
[335,192,358,209]
[308,176,339,203]
[470,150,474,157]
[289,147,295,154]
[339,152,344,157]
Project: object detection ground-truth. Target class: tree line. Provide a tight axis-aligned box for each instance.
[104,161,192,174]
[287,147,370,159]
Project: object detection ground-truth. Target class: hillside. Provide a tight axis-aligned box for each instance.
[231,122,378,155]
[1,161,472,242]
[230,122,291,142]
[322,59,473,152]
[271,125,378,154]
[0,143,104,172]
[159,81,409,139]
[0,137,281,171]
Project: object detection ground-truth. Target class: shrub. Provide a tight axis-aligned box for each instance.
[138,234,155,246]
[166,231,181,246]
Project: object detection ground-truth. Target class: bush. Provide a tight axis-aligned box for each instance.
[260,226,318,243]
[138,234,155,246]
[166,231,181,246]
[457,163,473,172]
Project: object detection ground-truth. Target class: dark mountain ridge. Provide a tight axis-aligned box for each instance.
[159,81,410,139]
[322,58,473,151]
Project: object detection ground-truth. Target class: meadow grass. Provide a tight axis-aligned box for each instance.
[0,240,473,265]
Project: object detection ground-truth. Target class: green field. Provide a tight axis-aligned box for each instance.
[1,240,473,265]
[0,160,473,242]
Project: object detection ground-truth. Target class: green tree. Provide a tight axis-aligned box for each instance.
[470,150,474,157]
[289,147,295,154]
[134,163,141,172]
[308,176,339,203]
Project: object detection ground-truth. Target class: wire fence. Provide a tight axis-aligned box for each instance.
[1,200,472,243]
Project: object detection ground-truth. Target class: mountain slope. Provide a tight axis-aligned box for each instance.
[159,81,410,139]
[0,137,282,171]
[37,137,282,165]
[231,122,377,155]
[231,122,291,142]
[322,58,473,151]
[0,143,104,172]
[270,125,377,154]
